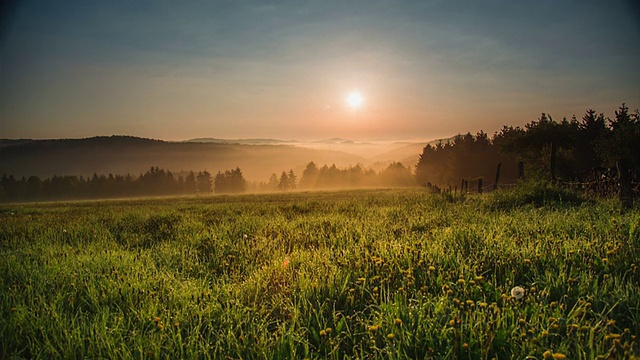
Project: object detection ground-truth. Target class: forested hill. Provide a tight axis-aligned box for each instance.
[0,136,365,181]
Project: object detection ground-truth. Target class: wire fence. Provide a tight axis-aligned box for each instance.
[426,178,640,197]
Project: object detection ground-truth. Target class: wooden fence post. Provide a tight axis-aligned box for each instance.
[518,162,524,180]
[478,178,483,194]
[494,162,502,191]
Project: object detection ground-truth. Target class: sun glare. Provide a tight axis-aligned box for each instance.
[346,91,364,109]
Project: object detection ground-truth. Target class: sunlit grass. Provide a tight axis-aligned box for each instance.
[1,188,638,358]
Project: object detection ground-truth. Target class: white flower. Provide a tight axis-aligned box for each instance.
[243,234,248,240]
[511,286,525,300]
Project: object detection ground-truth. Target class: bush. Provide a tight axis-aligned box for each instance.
[488,180,586,210]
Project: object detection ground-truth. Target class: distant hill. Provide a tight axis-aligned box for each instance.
[0,136,366,181]
[184,138,291,145]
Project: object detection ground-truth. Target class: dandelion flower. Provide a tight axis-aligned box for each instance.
[394,318,403,326]
[387,333,395,340]
[552,353,566,360]
[511,286,525,300]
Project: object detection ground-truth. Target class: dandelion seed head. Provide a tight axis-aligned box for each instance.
[511,286,525,300]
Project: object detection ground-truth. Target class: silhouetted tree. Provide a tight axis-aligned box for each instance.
[380,162,414,187]
[214,167,246,193]
[184,171,197,194]
[267,173,279,191]
[301,162,319,189]
[501,114,575,183]
[287,170,297,190]
[196,171,213,193]
[597,104,640,208]
[278,171,290,191]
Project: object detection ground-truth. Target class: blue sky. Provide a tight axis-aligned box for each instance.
[1,0,639,140]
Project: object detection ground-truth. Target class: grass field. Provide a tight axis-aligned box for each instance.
[1,187,639,359]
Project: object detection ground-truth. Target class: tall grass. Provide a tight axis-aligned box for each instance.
[1,189,638,359]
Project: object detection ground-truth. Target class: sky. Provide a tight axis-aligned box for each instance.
[1,0,639,142]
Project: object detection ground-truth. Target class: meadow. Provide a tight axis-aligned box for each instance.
[1,186,638,359]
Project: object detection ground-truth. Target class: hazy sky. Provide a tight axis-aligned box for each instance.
[1,1,639,141]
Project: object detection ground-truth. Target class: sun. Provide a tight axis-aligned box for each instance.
[346,91,364,109]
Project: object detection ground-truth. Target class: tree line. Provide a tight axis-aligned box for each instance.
[249,162,415,192]
[3,104,637,205]
[0,161,416,202]
[416,103,640,207]
[0,167,213,202]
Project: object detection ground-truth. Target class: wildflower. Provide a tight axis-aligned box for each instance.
[243,234,248,240]
[428,266,436,272]
[511,286,525,300]
[552,353,566,360]
[282,258,290,269]
[387,333,395,340]
[319,329,327,337]
[605,334,621,340]
[394,318,403,326]
[368,325,380,332]
[462,343,469,350]
[457,278,466,285]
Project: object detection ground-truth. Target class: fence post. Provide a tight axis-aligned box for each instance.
[478,178,483,194]
[518,162,524,180]
[494,162,502,191]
